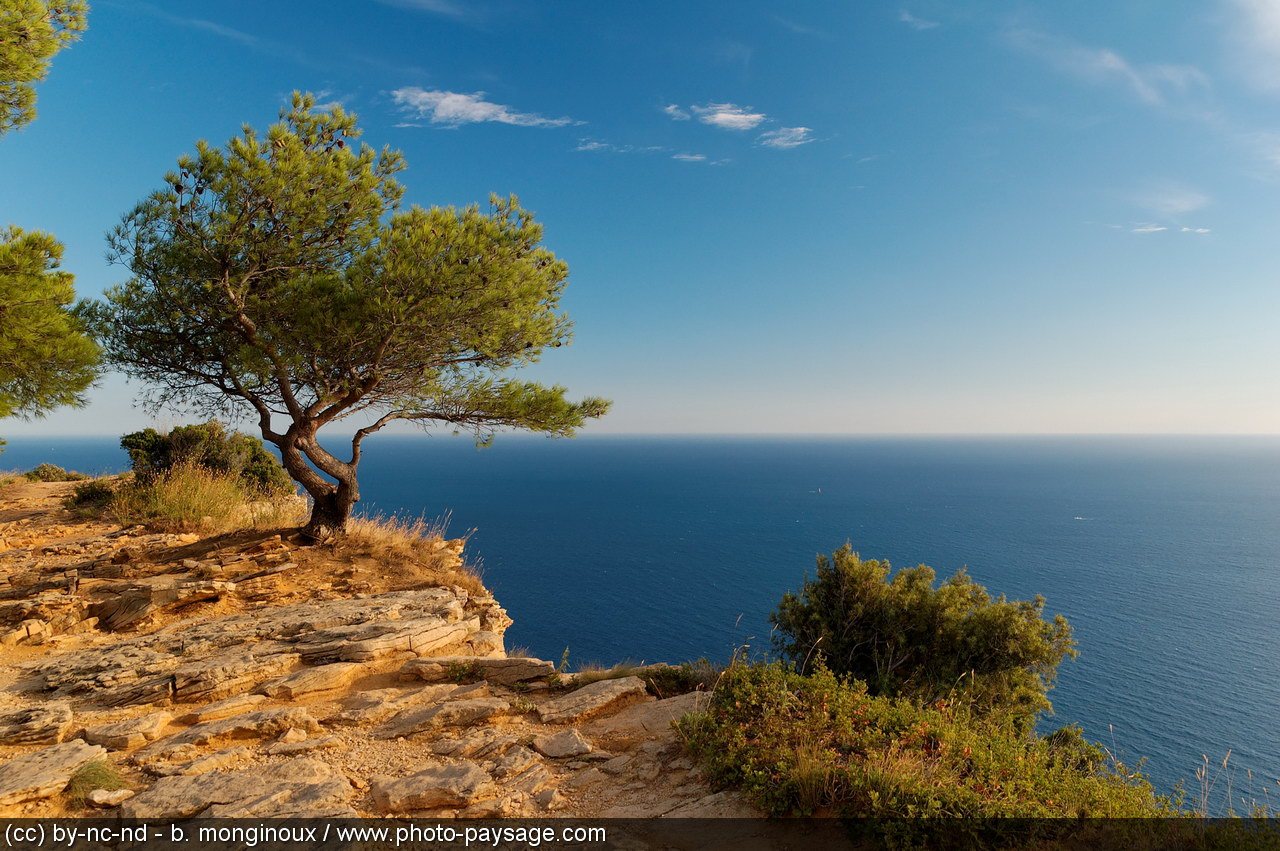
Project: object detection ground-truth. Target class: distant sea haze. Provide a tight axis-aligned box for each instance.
[6,433,1279,807]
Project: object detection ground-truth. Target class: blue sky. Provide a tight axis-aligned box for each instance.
[4,0,1280,435]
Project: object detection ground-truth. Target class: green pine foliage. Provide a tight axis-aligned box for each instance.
[771,544,1075,732]
[0,227,100,426]
[87,93,609,537]
[0,0,87,135]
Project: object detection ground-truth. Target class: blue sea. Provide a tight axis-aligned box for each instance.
[4,434,1279,806]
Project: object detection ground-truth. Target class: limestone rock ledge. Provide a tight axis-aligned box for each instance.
[0,481,754,820]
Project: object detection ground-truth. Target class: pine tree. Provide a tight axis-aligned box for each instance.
[0,228,100,421]
[1,2,98,452]
[89,93,610,539]
[0,0,88,135]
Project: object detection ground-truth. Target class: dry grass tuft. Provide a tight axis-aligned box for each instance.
[64,760,128,809]
[243,493,308,529]
[110,463,303,533]
[565,659,722,696]
[335,511,485,595]
[341,512,453,558]
[792,736,840,814]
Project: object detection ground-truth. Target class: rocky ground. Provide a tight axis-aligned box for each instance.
[0,480,755,821]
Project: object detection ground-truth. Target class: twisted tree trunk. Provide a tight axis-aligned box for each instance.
[274,431,360,542]
[303,486,356,542]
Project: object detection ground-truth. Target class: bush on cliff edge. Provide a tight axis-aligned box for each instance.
[770,544,1075,733]
[121,421,293,496]
[677,661,1169,831]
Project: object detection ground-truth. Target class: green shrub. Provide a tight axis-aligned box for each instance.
[23,463,88,482]
[63,478,115,515]
[771,544,1074,731]
[120,421,292,495]
[678,661,1168,837]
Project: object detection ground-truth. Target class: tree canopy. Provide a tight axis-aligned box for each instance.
[0,227,99,423]
[771,544,1076,731]
[0,0,87,135]
[89,93,609,538]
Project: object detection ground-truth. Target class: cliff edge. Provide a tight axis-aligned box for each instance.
[0,480,753,820]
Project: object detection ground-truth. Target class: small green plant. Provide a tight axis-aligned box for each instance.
[23,463,88,482]
[444,660,481,683]
[509,695,537,715]
[64,759,128,809]
[63,478,115,515]
[546,647,572,688]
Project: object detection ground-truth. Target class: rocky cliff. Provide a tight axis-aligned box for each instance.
[0,480,753,820]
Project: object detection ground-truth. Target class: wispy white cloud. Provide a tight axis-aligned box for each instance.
[689,102,767,131]
[758,126,814,149]
[711,39,753,70]
[131,4,259,48]
[375,0,465,18]
[1128,223,1212,235]
[129,4,325,69]
[310,89,353,112]
[774,15,828,38]
[1230,129,1280,178]
[666,101,816,152]
[1110,184,1213,235]
[574,138,667,154]
[391,88,575,128]
[1244,131,1280,169]
[133,2,433,77]
[1006,27,1208,106]
[1226,0,1280,91]
[1135,183,1210,217]
[179,16,260,46]
[899,10,940,30]
[672,153,707,162]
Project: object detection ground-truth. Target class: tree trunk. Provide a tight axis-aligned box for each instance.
[274,430,361,543]
[303,488,355,542]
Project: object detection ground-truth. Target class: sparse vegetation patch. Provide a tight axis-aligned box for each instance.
[23,463,88,482]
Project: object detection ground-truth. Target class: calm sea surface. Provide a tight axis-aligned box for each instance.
[4,434,1278,804]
